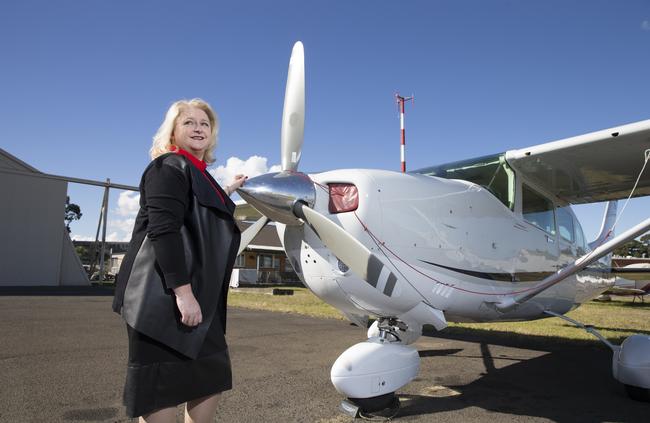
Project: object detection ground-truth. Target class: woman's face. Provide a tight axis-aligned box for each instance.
[172,106,212,160]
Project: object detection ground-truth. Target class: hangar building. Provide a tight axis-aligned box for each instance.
[0,148,88,286]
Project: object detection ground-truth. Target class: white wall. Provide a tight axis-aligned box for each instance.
[0,152,89,286]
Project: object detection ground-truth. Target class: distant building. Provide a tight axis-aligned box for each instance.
[109,253,126,276]
[232,220,300,285]
[73,240,129,275]
[0,149,88,286]
[612,257,650,267]
[73,240,130,255]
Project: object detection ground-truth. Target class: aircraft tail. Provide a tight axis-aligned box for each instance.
[588,201,618,252]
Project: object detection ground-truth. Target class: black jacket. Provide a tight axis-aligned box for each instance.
[113,153,240,358]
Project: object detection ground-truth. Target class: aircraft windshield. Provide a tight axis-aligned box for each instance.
[414,153,515,209]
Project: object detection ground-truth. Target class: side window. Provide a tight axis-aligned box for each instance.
[522,184,556,235]
[557,207,575,242]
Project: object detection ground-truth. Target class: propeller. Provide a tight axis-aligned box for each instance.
[237,215,269,256]
[281,41,305,172]
[236,41,306,252]
[238,41,389,286]
[295,202,448,329]
[293,203,380,284]
[237,42,419,313]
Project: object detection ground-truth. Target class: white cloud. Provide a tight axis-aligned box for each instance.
[102,191,140,243]
[642,20,650,31]
[70,234,95,241]
[209,155,281,188]
[110,217,136,233]
[116,191,140,217]
[105,216,136,243]
[106,231,131,242]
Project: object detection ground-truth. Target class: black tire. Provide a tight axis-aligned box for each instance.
[348,392,397,413]
[625,384,650,402]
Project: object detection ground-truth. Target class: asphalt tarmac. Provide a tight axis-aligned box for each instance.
[0,295,647,423]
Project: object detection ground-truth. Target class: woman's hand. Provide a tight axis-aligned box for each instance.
[173,284,202,327]
[226,174,248,195]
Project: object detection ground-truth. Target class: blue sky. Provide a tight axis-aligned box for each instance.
[1,1,649,242]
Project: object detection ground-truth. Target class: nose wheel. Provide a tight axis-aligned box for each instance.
[332,317,420,419]
[339,393,400,419]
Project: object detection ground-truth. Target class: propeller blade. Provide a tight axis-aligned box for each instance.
[281,41,305,172]
[295,203,394,292]
[237,216,269,256]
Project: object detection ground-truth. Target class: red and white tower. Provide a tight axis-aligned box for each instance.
[396,94,414,173]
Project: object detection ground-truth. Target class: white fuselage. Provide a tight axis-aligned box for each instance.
[277,169,615,324]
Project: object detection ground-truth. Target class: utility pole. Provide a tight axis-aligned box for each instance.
[89,179,110,282]
[396,93,414,173]
[98,178,110,283]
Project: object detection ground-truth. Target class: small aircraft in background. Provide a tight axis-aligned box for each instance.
[236,41,650,414]
[599,263,650,302]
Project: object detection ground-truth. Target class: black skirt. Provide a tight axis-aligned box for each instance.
[123,316,232,417]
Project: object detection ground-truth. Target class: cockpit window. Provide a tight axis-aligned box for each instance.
[414,153,514,210]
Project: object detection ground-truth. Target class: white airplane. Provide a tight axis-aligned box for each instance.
[236,41,650,414]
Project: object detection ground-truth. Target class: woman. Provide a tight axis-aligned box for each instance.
[113,98,247,422]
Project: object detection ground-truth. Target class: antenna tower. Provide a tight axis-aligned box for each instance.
[396,93,414,172]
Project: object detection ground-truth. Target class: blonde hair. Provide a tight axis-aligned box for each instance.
[150,98,219,164]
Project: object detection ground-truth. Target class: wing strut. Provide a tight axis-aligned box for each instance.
[493,216,650,313]
[589,201,617,249]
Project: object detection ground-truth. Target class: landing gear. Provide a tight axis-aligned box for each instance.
[545,311,650,402]
[613,334,650,402]
[367,317,422,345]
[331,317,420,418]
[340,393,400,419]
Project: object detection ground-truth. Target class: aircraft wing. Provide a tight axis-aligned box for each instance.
[505,119,650,204]
[605,286,647,296]
[610,266,650,281]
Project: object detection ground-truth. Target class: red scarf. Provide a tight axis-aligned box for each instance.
[171,146,225,204]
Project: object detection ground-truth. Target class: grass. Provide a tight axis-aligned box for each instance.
[229,287,343,320]
[229,287,650,344]
[445,300,650,345]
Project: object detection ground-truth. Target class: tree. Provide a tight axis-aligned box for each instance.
[613,239,649,258]
[75,246,90,263]
[65,197,82,233]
